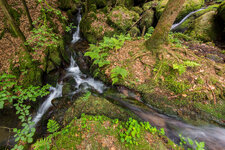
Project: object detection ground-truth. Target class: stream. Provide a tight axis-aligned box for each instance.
[1,8,225,150]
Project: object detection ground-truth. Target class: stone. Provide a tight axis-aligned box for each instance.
[140,9,154,31]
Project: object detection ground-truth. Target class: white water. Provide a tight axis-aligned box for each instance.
[32,9,105,126]
[71,8,81,44]
[171,8,204,30]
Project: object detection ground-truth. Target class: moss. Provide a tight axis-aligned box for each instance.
[87,0,107,9]
[131,6,143,14]
[142,1,158,11]
[156,0,205,21]
[38,115,178,150]
[22,67,43,87]
[107,6,139,32]
[140,9,154,31]
[186,11,222,41]
[80,11,116,43]
[128,26,140,37]
[46,60,55,73]
[64,95,138,124]
[6,8,21,37]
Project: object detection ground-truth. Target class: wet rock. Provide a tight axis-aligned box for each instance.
[186,11,222,41]
[75,51,91,74]
[62,82,76,96]
[156,0,205,21]
[107,6,139,32]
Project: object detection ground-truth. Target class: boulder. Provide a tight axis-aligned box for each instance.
[80,11,115,43]
[142,1,158,11]
[128,26,141,37]
[107,6,139,32]
[156,0,205,21]
[186,11,221,41]
[140,9,154,31]
[172,4,219,32]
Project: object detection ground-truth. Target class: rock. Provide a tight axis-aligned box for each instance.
[80,11,115,43]
[87,0,107,9]
[206,54,224,63]
[107,6,139,32]
[140,9,154,31]
[172,4,219,32]
[63,95,138,125]
[128,26,141,37]
[47,60,55,74]
[218,1,225,22]
[131,6,143,14]
[62,82,76,96]
[186,11,222,41]
[23,67,43,87]
[156,0,205,21]
[142,1,158,11]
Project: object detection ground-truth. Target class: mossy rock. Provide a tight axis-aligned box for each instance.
[58,0,79,10]
[107,6,139,32]
[156,0,205,21]
[46,60,56,73]
[80,11,116,43]
[131,6,143,14]
[140,9,154,31]
[63,95,139,124]
[128,26,141,37]
[218,1,225,22]
[22,67,43,87]
[172,4,219,32]
[142,1,159,11]
[117,0,134,8]
[186,11,221,41]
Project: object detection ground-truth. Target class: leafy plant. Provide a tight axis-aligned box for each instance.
[32,137,51,150]
[110,67,128,85]
[0,74,50,150]
[47,120,60,133]
[173,61,200,75]
[144,26,154,40]
[179,134,205,150]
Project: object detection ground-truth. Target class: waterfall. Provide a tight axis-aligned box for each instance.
[32,9,105,126]
[171,8,205,30]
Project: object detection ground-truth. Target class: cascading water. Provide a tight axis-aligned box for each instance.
[71,8,81,44]
[32,9,105,126]
[171,8,205,30]
[31,8,225,150]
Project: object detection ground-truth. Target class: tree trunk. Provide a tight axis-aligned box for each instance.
[21,0,34,29]
[145,0,185,52]
[0,0,29,51]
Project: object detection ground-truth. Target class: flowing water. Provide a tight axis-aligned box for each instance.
[1,8,225,150]
[171,8,205,31]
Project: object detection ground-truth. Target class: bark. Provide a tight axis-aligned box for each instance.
[0,0,26,42]
[21,0,34,29]
[0,0,30,51]
[145,0,185,52]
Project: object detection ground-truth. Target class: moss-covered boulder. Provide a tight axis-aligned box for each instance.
[217,1,225,22]
[107,6,139,32]
[87,0,107,9]
[131,6,143,14]
[80,11,115,43]
[142,1,158,11]
[63,95,138,124]
[156,0,205,21]
[128,26,141,37]
[186,11,221,41]
[140,9,154,31]
[172,4,219,32]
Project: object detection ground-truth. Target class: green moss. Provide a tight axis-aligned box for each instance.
[128,26,140,37]
[22,67,43,87]
[35,115,178,150]
[156,0,205,21]
[142,1,158,11]
[186,11,222,41]
[131,6,143,14]
[107,6,139,32]
[140,9,154,31]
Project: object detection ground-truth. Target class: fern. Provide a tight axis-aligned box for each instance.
[47,119,60,133]
[82,91,91,101]
[110,67,128,85]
